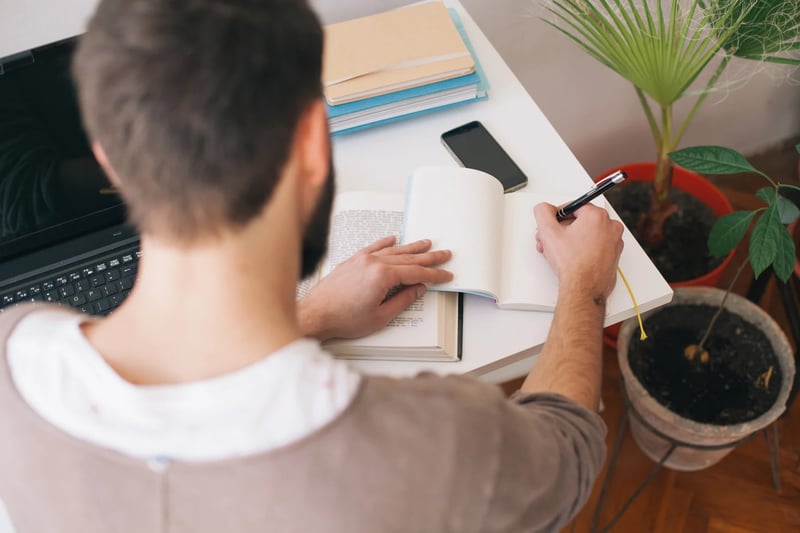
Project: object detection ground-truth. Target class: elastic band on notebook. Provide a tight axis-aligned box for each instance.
[617,267,647,341]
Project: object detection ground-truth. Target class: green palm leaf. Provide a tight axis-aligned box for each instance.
[545,0,728,107]
[706,0,800,65]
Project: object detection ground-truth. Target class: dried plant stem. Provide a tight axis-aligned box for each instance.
[696,256,750,353]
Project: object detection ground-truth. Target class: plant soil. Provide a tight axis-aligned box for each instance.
[627,304,782,425]
[606,182,724,283]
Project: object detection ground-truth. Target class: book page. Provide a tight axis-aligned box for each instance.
[319,191,443,351]
[321,191,405,275]
[402,166,504,299]
[498,193,561,311]
[497,193,610,311]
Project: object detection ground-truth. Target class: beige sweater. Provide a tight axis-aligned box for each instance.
[0,304,606,533]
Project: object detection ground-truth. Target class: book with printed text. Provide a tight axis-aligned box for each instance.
[298,191,462,362]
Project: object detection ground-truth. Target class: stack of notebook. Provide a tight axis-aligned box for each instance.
[323,1,488,135]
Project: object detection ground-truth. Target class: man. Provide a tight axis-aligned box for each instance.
[0,0,624,532]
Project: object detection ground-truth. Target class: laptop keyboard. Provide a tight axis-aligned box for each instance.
[0,245,140,316]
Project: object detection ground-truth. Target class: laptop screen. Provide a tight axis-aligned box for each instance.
[0,37,127,262]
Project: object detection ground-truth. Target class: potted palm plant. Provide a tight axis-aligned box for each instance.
[546,0,800,285]
[617,144,798,470]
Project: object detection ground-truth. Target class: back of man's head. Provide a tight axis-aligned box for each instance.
[73,0,324,241]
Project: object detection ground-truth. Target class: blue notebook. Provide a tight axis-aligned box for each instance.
[328,8,489,136]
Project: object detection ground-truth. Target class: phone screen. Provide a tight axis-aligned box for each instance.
[440,120,528,192]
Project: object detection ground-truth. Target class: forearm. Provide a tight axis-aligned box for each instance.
[296,297,333,341]
[520,280,606,410]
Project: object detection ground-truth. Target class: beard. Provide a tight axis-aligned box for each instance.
[299,157,335,280]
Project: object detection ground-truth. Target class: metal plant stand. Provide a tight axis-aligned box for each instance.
[589,380,775,533]
[591,268,800,533]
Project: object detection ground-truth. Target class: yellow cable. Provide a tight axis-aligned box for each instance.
[617,266,647,341]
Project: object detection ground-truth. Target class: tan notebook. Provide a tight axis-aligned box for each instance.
[323,1,475,105]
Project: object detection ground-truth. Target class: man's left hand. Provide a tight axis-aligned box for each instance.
[298,236,453,341]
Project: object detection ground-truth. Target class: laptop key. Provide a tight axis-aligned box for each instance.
[69,294,87,306]
[44,290,60,302]
[55,276,69,287]
[59,285,75,298]
[86,289,101,302]
[105,269,120,282]
[102,284,118,296]
[75,280,91,292]
[42,281,55,291]
[95,299,110,313]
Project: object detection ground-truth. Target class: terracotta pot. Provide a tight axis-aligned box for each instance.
[602,162,736,348]
[618,287,795,471]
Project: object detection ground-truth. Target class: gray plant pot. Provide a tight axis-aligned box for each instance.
[617,287,795,471]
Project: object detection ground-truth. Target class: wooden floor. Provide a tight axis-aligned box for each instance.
[503,137,800,533]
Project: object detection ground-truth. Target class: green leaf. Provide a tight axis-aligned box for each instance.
[749,204,782,278]
[777,195,800,224]
[668,145,757,174]
[795,143,800,156]
[708,211,755,257]
[773,223,796,283]
[707,0,800,66]
[545,0,727,107]
[756,187,775,205]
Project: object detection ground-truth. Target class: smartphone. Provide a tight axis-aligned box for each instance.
[440,120,528,193]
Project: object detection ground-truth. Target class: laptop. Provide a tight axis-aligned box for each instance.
[0,36,140,316]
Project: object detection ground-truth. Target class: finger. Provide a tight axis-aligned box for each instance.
[389,264,454,286]
[533,202,561,232]
[376,249,452,267]
[378,284,427,322]
[572,203,608,220]
[359,236,397,254]
[374,238,432,256]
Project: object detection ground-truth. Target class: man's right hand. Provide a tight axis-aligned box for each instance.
[533,203,624,301]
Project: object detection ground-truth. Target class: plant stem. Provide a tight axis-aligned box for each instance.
[671,54,731,148]
[636,87,662,148]
[696,256,750,353]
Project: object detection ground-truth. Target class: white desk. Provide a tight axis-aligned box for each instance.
[0,0,672,383]
[335,0,672,382]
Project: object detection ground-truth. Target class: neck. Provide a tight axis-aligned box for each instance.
[83,215,306,385]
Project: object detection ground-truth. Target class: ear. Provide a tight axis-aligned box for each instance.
[91,141,123,187]
[292,98,330,191]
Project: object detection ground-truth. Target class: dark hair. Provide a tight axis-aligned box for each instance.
[73,0,324,240]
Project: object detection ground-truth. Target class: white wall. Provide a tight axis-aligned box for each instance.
[1,0,798,176]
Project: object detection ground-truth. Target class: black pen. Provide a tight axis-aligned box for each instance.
[555,170,627,222]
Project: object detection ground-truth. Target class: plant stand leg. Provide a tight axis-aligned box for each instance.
[746,268,772,304]
[589,406,628,533]
[776,279,800,410]
[593,444,676,533]
[763,424,782,493]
